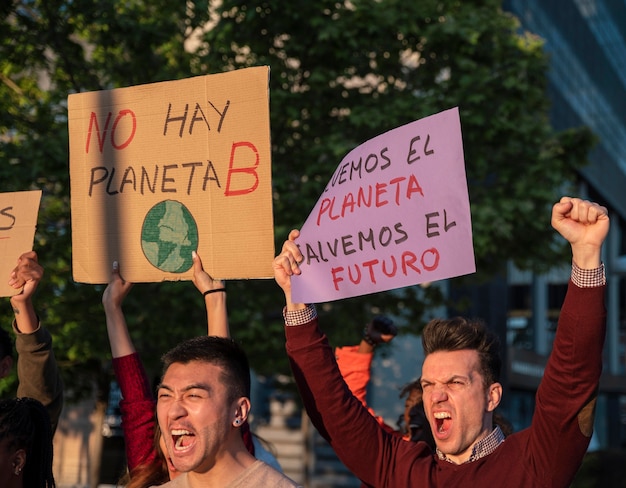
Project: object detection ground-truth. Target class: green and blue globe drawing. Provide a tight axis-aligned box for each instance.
[141,200,198,273]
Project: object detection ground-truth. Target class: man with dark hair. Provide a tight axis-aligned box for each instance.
[274,196,608,487]
[161,336,251,402]
[4,252,63,434]
[421,316,501,385]
[155,335,301,487]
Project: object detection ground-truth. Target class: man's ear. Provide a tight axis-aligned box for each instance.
[0,355,13,379]
[232,397,251,427]
[487,382,503,412]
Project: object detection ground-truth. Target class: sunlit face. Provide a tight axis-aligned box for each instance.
[421,349,501,464]
[156,361,242,474]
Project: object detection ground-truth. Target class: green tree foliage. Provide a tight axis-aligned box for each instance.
[0,0,594,398]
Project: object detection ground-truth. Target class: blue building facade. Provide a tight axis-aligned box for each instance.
[501,0,626,449]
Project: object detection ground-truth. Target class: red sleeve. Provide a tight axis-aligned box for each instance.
[112,353,158,471]
[286,321,424,486]
[529,281,606,487]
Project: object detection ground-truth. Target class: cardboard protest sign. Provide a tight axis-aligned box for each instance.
[68,66,274,284]
[291,107,475,303]
[0,190,42,297]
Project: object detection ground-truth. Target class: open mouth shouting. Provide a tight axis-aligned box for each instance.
[172,428,196,451]
[434,411,452,437]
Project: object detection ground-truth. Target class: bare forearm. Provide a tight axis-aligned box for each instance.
[571,246,601,270]
[284,288,307,313]
[357,340,375,354]
[206,291,230,338]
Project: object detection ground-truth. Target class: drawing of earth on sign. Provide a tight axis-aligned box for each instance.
[141,200,199,273]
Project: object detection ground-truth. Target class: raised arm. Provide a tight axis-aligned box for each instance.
[551,196,609,269]
[8,251,63,433]
[335,321,400,439]
[191,250,229,338]
[273,229,306,312]
[102,261,135,358]
[102,262,157,471]
[273,231,423,486]
[337,317,397,410]
[8,251,42,335]
[529,197,609,486]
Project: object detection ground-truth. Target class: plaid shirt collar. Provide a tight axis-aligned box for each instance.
[436,425,505,464]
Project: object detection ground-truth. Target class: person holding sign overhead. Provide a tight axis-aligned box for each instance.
[103,252,248,486]
[103,252,283,488]
[274,197,608,487]
[3,252,63,434]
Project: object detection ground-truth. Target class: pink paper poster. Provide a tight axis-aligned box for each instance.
[291,107,475,303]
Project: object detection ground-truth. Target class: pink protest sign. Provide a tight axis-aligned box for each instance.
[291,107,475,303]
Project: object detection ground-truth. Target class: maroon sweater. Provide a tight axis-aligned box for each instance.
[286,281,606,487]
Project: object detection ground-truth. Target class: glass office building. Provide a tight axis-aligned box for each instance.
[500,0,626,449]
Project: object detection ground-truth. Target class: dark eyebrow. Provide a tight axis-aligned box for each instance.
[183,383,212,393]
[420,375,470,385]
[157,383,212,393]
[448,375,471,382]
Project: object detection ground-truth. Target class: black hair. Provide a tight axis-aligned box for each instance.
[422,316,502,386]
[161,335,251,402]
[0,397,55,487]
